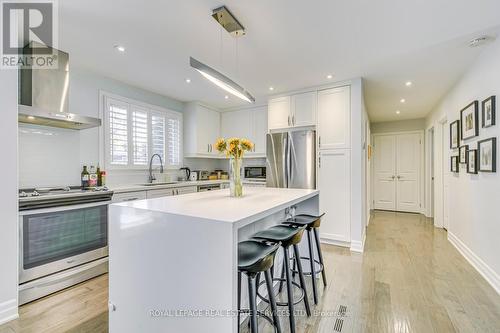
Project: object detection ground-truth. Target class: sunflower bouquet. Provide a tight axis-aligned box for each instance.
[214,137,254,197]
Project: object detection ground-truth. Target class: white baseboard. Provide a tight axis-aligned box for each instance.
[448,232,500,295]
[320,237,350,248]
[0,299,18,326]
[350,231,366,253]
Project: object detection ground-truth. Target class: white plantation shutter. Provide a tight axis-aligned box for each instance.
[132,107,148,165]
[166,112,181,166]
[108,99,129,165]
[151,113,165,165]
[104,94,182,169]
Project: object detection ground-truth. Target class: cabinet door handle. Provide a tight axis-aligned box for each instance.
[292,115,295,126]
[391,175,395,180]
[122,197,139,202]
[397,175,401,179]
[319,136,321,148]
[288,115,291,126]
[319,156,321,168]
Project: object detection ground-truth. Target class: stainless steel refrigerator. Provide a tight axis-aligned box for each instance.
[266,130,316,189]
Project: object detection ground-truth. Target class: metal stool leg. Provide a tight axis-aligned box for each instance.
[237,271,242,333]
[264,269,282,333]
[283,247,296,333]
[307,229,319,304]
[278,262,285,293]
[293,244,311,317]
[247,274,259,333]
[313,228,327,287]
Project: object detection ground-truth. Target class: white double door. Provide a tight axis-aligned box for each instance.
[373,132,422,213]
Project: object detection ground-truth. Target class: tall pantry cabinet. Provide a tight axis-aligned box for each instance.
[317,86,351,244]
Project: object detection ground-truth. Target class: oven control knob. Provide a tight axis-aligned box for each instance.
[32,191,40,197]
[19,191,27,197]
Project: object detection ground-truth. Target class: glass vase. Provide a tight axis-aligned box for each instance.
[229,156,243,197]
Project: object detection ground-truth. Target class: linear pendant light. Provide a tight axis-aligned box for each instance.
[190,57,255,103]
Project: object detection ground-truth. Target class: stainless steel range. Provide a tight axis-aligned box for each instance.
[18,186,112,305]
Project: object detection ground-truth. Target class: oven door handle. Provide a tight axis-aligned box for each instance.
[19,200,111,216]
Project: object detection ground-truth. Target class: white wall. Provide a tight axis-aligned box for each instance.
[371,118,426,134]
[0,71,19,324]
[426,39,500,293]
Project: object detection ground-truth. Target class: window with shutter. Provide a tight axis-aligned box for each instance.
[166,112,181,167]
[151,113,165,165]
[108,99,129,165]
[103,93,182,169]
[132,107,148,165]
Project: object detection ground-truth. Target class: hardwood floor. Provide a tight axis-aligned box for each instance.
[2,211,500,332]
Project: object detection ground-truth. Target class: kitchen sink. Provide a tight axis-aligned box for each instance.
[139,182,179,186]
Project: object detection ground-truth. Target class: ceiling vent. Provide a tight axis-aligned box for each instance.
[468,36,491,48]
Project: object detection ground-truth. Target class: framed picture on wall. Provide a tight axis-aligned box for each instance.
[482,96,496,128]
[478,137,497,172]
[450,120,460,149]
[459,145,468,164]
[467,149,478,174]
[451,156,459,173]
[460,101,479,140]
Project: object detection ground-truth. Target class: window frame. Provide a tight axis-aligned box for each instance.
[99,91,183,171]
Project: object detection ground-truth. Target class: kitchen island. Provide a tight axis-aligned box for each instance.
[108,187,319,333]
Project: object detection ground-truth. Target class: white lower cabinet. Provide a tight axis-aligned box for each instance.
[318,149,351,243]
[112,191,147,203]
[147,186,198,198]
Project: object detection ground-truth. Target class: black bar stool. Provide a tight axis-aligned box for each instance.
[283,213,327,305]
[238,240,281,333]
[251,225,311,333]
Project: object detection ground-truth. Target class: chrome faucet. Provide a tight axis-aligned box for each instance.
[148,154,164,183]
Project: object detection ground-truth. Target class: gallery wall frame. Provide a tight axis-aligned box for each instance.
[467,149,478,174]
[450,120,460,149]
[459,145,468,164]
[460,101,479,140]
[482,95,496,128]
[478,137,497,172]
[451,156,459,173]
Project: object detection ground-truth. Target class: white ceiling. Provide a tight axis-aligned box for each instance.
[59,0,500,122]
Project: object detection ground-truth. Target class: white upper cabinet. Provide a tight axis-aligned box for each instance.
[251,106,267,156]
[221,109,251,140]
[291,91,317,127]
[268,96,291,130]
[268,92,316,130]
[317,86,350,150]
[220,106,268,157]
[184,102,221,157]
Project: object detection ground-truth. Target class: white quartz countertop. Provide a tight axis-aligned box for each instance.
[112,187,318,224]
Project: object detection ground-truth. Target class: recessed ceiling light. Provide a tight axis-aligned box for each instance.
[396,110,401,115]
[185,78,191,83]
[114,45,125,52]
[405,81,412,87]
[27,115,35,120]
[400,98,406,103]
[269,86,274,91]
[224,95,229,100]
[326,74,333,79]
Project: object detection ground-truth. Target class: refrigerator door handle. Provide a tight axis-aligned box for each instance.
[282,135,288,188]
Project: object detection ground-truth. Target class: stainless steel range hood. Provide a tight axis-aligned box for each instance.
[18,43,101,130]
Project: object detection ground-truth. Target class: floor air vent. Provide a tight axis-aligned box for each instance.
[333,304,349,332]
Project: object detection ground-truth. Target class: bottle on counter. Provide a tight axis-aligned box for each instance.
[81,165,89,188]
[88,165,98,188]
[96,165,102,186]
[100,170,106,186]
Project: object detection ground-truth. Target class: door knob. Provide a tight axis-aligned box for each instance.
[397,175,401,179]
